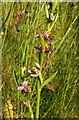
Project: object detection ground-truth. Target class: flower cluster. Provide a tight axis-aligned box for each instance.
[35,32,52,54]
[17,81,31,93]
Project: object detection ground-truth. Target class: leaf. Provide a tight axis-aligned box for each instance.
[41,71,57,89]
[47,13,58,33]
[52,0,58,13]
[40,37,45,69]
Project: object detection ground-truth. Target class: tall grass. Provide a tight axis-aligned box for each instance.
[1,2,79,119]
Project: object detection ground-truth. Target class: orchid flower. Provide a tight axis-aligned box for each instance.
[17,81,31,93]
[28,62,40,77]
[41,32,52,41]
[35,32,52,42]
[35,45,51,54]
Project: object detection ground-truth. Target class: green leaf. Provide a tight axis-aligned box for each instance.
[52,0,58,13]
[41,71,58,90]
[45,4,49,18]
[40,36,45,69]
[47,13,58,32]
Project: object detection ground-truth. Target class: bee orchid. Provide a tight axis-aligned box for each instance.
[17,81,31,93]
[28,62,40,77]
[41,32,52,42]
[45,45,51,54]
[35,32,52,42]
[35,45,51,55]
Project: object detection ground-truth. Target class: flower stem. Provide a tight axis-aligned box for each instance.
[36,80,41,118]
[39,72,43,85]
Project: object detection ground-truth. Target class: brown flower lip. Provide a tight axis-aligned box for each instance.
[28,68,39,77]
[45,45,51,54]
[28,68,37,75]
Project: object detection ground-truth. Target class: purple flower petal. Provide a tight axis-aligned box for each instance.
[35,32,52,42]
[41,32,47,37]
[41,32,52,41]
[23,81,28,87]
[17,86,24,90]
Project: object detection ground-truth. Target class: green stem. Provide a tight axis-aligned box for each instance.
[39,72,43,85]
[36,80,41,118]
[28,101,34,119]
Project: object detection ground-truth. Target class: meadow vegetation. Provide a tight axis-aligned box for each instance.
[1,2,79,119]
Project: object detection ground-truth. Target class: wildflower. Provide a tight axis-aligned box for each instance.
[35,31,52,42]
[17,81,28,90]
[17,81,31,93]
[28,62,40,77]
[41,32,52,42]
[35,44,51,55]
[35,46,42,53]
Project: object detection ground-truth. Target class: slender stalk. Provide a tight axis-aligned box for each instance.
[36,80,41,118]
[39,72,43,85]
[28,101,34,119]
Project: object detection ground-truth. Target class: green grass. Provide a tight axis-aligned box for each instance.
[1,2,79,119]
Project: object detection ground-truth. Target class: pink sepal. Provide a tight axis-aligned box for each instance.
[17,86,24,90]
